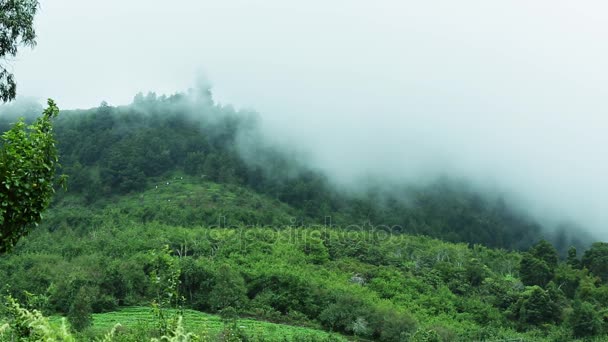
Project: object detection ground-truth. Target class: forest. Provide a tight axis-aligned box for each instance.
[1,91,608,341]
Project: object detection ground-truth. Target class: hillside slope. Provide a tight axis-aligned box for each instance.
[1,178,608,341]
[1,94,606,341]
[46,174,298,231]
[1,93,586,252]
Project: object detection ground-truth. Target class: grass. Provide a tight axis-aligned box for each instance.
[53,307,348,341]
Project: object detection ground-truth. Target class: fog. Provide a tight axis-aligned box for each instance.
[8,0,608,239]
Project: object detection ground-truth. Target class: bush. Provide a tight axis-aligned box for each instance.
[68,287,93,332]
[374,309,417,342]
[0,296,75,341]
[209,264,248,312]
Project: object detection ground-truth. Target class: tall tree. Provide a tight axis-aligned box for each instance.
[582,242,608,283]
[519,253,553,287]
[0,0,39,102]
[519,240,559,287]
[567,246,580,269]
[0,100,62,253]
[0,1,63,254]
[529,239,559,270]
[511,285,559,326]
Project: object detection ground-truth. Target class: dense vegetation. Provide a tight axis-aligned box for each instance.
[0,90,590,252]
[2,184,608,341]
[1,91,607,341]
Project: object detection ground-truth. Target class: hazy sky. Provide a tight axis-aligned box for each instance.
[9,0,608,238]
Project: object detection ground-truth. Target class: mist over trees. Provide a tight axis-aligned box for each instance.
[2,1,607,340]
[1,88,607,340]
[13,87,588,253]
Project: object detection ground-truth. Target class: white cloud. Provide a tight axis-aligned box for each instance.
[10,0,608,238]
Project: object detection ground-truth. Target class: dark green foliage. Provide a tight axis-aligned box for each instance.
[318,292,368,333]
[518,240,559,287]
[510,286,559,326]
[317,291,418,340]
[481,277,519,310]
[569,300,602,338]
[67,286,93,332]
[0,94,585,252]
[582,242,608,283]
[247,271,321,319]
[0,215,606,340]
[373,308,417,342]
[567,246,581,269]
[465,258,488,287]
[184,151,206,176]
[0,100,62,253]
[553,264,582,299]
[209,264,248,312]
[179,257,214,310]
[519,253,553,287]
[529,240,559,269]
[1,95,607,340]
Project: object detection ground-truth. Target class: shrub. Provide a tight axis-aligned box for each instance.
[0,295,75,341]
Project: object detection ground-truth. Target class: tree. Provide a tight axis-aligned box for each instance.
[67,287,93,332]
[512,286,558,326]
[372,307,418,342]
[0,100,62,254]
[569,300,601,338]
[209,264,248,312]
[0,0,39,102]
[465,258,488,287]
[529,239,559,270]
[519,253,553,287]
[518,240,559,288]
[319,293,368,333]
[567,246,581,269]
[553,264,582,299]
[582,242,608,283]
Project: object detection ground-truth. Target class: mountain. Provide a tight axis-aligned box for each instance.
[1,93,606,341]
[4,92,590,252]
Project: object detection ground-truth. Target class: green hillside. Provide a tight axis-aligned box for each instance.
[46,174,298,232]
[38,94,590,251]
[2,95,608,341]
[1,177,608,341]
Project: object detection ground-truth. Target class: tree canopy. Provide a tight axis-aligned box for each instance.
[0,0,39,102]
[0,99,61,254]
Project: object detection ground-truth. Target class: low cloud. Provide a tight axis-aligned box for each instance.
[10,0,608,240]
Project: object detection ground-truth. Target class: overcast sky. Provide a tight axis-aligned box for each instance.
[9,0,608,238]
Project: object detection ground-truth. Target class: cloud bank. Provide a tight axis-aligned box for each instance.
[10,0,608,239]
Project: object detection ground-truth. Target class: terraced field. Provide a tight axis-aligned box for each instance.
[64,307,349,341]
